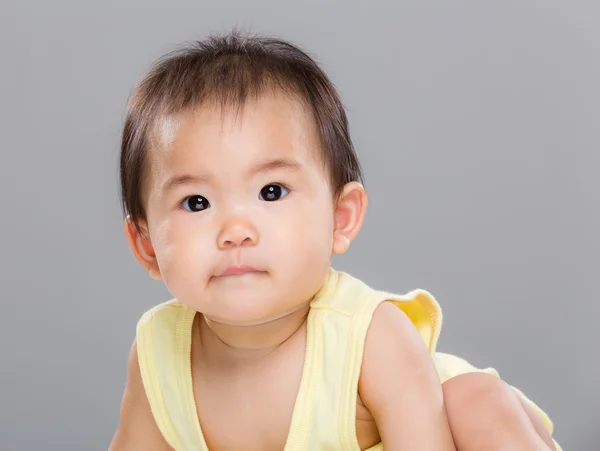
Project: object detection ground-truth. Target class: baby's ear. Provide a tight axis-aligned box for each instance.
[123,216,162,280]
[332,182,368,255]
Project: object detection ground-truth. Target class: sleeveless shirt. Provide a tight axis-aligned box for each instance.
[136,268,560,450]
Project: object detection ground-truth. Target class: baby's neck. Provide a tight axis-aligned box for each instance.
[196,303,311,364]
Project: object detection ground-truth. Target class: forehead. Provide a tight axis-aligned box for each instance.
[147,93,324,186]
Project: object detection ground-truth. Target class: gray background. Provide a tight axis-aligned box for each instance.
[1,1,597,450]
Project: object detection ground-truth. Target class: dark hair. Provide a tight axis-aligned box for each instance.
[120,30,363,236]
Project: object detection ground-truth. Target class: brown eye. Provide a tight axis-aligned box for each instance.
[182,195,210,212]
[259,184,289,201]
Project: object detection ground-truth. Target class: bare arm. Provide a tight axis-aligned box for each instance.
[108,339,173,451]
[359,302,456,450]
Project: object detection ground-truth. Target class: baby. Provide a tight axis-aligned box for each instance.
[110,31,560,450]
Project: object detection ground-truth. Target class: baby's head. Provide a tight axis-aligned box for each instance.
[120,31,368,325]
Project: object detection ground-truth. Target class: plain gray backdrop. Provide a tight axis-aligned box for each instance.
[1,1,597,450]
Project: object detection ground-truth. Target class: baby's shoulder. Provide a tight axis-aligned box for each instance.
[363,300,429,352]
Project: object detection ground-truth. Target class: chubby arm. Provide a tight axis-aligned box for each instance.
[435,352,561,450]
[359,302,456,450]
[109,339,173,451]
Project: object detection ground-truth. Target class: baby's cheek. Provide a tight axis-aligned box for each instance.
[156,240,198,295]
[295,221,332,271]
[302,212,333,248]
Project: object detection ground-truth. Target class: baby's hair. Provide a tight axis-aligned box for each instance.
[120,30,363,237]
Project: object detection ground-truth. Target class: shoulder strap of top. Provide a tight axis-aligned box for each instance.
[136,301,207,451]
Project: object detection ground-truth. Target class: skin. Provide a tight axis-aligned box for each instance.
[110,92,556,451]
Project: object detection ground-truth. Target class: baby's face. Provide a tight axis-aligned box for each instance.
[142,94,336,325]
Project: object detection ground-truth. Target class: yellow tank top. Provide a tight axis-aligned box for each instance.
[136,268,560,451]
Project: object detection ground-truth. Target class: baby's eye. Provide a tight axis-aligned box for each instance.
[182,195,211,212]
[259,184,289,202]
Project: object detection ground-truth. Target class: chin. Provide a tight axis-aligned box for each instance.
[203,292,276,322]
[209,308,280,326]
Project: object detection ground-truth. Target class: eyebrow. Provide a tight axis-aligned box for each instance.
[160,174,209,194]
[251,157,302,175]
[161,158,302,194]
